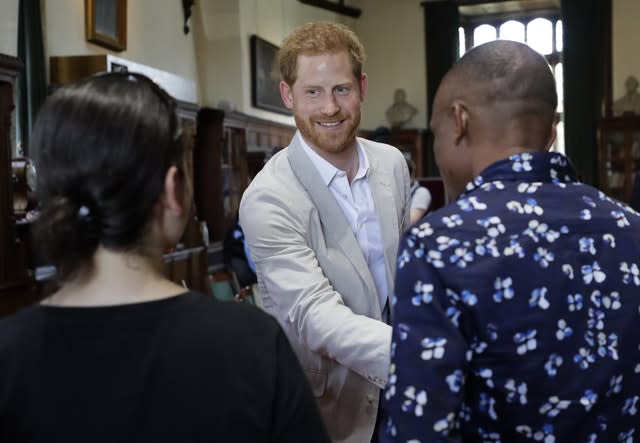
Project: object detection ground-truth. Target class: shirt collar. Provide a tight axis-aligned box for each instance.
[297,131,370,187]
[461,151,580,197]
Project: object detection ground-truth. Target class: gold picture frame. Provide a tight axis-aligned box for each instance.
[85,0,127,52]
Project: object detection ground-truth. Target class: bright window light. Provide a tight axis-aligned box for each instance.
[473,24,497,47]
[527,18,553,55]
[500,20,525,43]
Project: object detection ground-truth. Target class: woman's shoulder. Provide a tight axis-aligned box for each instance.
[0,305,46,365]
[177,292,281,337]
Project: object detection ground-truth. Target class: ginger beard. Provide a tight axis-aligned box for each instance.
[281,51,366,156]
[293,107,360,155]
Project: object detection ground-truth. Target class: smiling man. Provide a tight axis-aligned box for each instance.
[239,21,410,443]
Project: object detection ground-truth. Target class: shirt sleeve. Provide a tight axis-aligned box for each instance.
[270,327,331,443]
[242,238,256,273]
[410,187,432,211]
[380,232,469,443]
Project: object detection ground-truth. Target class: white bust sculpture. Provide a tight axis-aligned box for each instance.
[386,88,418,128]
[613,75,640,116]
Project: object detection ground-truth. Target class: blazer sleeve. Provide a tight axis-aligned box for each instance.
[240,188,392,388]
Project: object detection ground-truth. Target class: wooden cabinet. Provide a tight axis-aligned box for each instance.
[192,110,295,296]
[0,54,42,318]
[193,108,225,244]
[220,120,249,238]
[193,109,250,243]
[194,109,294,243]
[389,128,426,177]
[360,128,427,177]
[598,116,640,203]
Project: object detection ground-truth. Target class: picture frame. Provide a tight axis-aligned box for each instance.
[85,0,127,52]
[250,35,291,115]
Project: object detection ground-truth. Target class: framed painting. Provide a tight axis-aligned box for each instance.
[85,0,127,52]
[250,35,290,115]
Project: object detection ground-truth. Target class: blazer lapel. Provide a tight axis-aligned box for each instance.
[287,137,380,306]
[365,146,401,296]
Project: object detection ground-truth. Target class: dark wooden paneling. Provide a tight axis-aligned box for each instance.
[598,116,640,203]
[49,55,108,86]
[360,128,428,177]
[194,108,225,242]
[163,246,208,293]
[0,81,14,285]
[0,54,36,318]
[195,109,295,243]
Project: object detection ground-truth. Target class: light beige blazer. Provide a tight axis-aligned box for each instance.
[239,134,410,442]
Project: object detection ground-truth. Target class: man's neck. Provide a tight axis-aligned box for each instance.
[303,136,360,182]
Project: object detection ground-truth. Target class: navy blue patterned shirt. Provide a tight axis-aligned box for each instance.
[381,152,640,443]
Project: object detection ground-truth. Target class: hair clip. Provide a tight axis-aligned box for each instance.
[78,205,91,218]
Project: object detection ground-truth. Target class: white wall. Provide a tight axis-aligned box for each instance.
[612,0,640,101]
[195,0,426,130]
[357,0,426,130]
[192,0,242,108]
[15,2,640,133]
[195,0,360,125]
[43,0,198,95]
[0,0,19,56]
[0,0,427,131]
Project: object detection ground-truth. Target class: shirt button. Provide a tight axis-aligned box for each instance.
[367,394,375,405]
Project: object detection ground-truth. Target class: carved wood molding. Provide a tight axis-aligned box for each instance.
[0,54,23,80]
[298,0,361,18]
[0,53,30,310]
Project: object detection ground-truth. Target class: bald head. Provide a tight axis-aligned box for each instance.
[444,40,557,123]
[430,41,559,200]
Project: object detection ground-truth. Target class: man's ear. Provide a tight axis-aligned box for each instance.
[358,72,368,102]
[452,101,469,145]
[280,80,294,109]
[162,166,185,217]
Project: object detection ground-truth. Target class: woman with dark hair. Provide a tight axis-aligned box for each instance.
[0,72,329,442]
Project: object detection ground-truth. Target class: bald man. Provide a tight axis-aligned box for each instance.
[381,40,640,442]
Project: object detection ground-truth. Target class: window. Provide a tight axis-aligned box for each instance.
[473,24,497,46]
[458,2,564,153]
[500,20,525,43]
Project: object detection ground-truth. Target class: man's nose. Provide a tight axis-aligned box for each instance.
[320,93,340,116]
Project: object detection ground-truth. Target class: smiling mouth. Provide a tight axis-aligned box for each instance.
[316,120,345,128]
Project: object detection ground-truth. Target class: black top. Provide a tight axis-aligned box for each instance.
[0,292,329,443]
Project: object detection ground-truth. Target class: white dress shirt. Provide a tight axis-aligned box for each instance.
[298,133,389,318]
